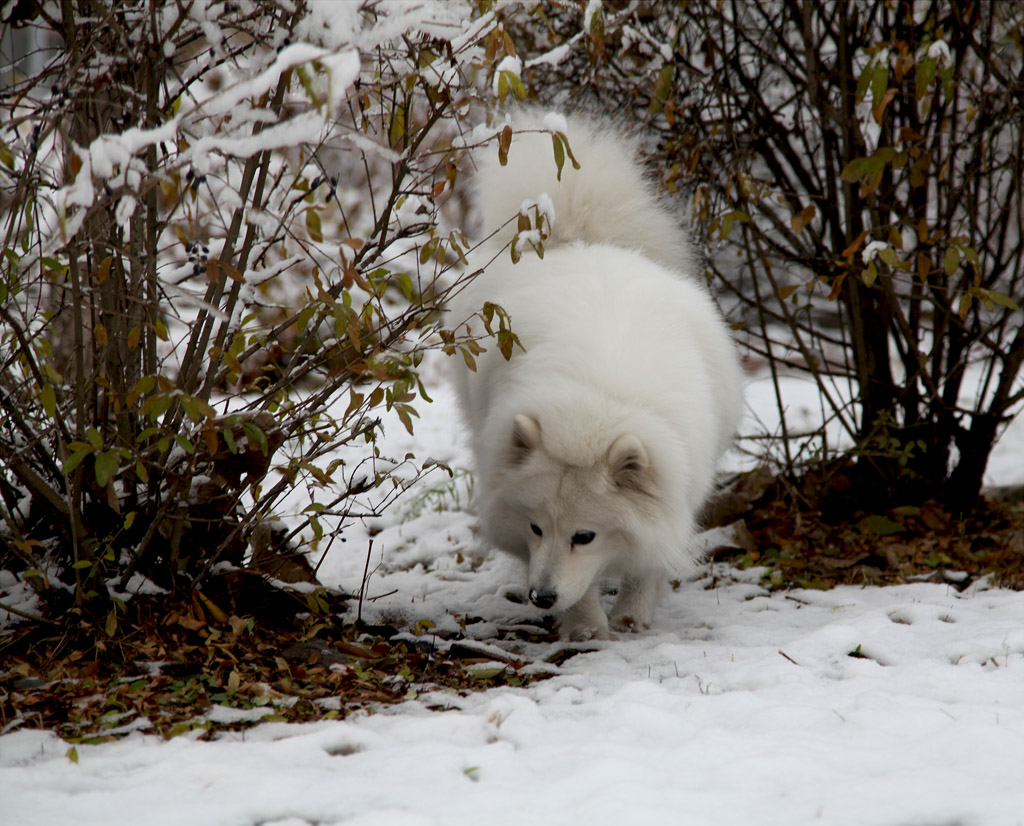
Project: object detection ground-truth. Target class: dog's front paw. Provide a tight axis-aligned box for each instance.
[609,613,651,634]
[561,616,611,642]
[567,625,604,642]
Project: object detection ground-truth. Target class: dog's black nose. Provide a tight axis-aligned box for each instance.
[529,588,558,609]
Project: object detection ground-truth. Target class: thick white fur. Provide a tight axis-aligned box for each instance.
[449,113,743,641]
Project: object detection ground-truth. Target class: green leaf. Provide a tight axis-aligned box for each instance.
[242,422,269,456]
[419,237,439,265]
[389,103,406,145]
[943,246,960,276]
[181,394,215,423]
[506,71,527,100]
[861,260,878,288]
[228,331,246,358]
[916,56,937,100]
[62,449,91,475]
[94,451,120,487]
[40,383,56,417]
[557,131,580,171]
[127,375,156,406]
[448,231,469,265]
[395,403,417,435]
[306,208,323,243]
[650,63,674,114]
[941,65,954,101]
[720,211,737,240]
[878,247,900,268]
[85,427,103,451]
[296,304,317,334]
[855,61,873,104]
[871,60,888,109]
[589,5,605,55]
[986,290,1020,311]
[393,271,415,301]
[465,664,507,680]
[552,134,566,181]
[223,426,238,455]
[958,291,973,319]
[840,156,871,183]
[858,514,904,535]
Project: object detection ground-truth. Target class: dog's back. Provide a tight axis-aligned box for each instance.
[472,111,698,275]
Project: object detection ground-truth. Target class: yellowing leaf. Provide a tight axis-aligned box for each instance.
[790,205,816,233]
[94,451,120,487]
[552,133,566,181]
[986,290,1020,311]
[944,246,960,277]
[306,209,323,243]
[41,383,56,417]
[858,514,903,535]
[841,230,870,259]
[498,124,512,167]
[92,256,112,285]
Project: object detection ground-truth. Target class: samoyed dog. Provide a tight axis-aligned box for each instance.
[448,113,743,641]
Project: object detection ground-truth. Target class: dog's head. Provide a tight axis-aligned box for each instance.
[498,413,658,612]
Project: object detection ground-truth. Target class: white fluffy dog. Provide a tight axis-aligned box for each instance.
[448,113,742,641]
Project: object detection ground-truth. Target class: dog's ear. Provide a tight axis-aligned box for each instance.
[511,414,542,460]
[607,433,650,491]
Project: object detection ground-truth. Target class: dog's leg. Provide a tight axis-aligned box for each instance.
[609,572,661,633]
[559,584,610,641]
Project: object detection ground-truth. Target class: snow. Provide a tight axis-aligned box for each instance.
[542,112,569,136]
[321,50,361,116]
[3,354,1024,825]
[927,39,952,66]
[3,3,1024,820]
[861,239,887,264]
[492,55,523,97]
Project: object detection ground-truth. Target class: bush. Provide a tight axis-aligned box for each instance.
[0,0,515,625]
[505,0,1024,509]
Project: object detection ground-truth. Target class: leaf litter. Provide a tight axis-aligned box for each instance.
[4,468,1020,743]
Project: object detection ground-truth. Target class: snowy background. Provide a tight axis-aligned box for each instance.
[2,357,1024,826]
[2,1,1024,822]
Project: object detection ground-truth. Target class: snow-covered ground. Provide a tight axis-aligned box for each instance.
[3,357,1024,826]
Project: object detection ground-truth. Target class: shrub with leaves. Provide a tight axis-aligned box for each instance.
[0,0,520,627]
[503,1,1023,508]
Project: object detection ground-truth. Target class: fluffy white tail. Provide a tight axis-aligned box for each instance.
[473,111,698,276]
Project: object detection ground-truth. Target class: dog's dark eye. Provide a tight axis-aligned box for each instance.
[571,531,596,546]
[530,523,543,537]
